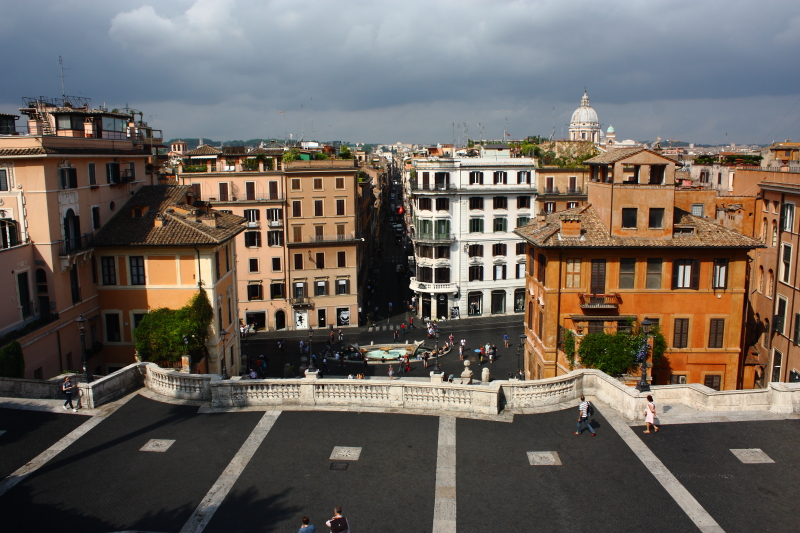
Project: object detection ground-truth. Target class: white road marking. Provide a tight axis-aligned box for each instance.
[433,415,457,533]
[179,411,280,533]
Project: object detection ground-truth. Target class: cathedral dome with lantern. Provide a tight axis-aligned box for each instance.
[569,90,601,143]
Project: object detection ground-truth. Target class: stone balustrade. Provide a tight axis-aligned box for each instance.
[2,363,798,418]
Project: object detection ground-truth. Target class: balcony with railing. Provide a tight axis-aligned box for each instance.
[267,219,283,228]
[288,232,360,246]
[578,293,622,309]
[58,233,93,256]
[409,277,458,294]
[244,220,260,229]
[290,296,314,308]
[413,232,455,244]
[538,186,584,196]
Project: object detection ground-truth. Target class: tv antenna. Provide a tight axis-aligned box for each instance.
[58,56,70,99]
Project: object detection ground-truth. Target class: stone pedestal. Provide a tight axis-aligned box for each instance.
[430,372,445,383]
[481,367,490,383]
[180,355,191,373]
[461,360,473,385]
[304,369,319,379]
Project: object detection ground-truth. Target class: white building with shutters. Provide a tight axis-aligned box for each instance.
[406,156,538,320]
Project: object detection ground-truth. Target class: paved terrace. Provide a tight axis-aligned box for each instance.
[0,372,798,533]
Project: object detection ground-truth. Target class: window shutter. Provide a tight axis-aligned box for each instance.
[671,261,679,290]
[690,259,700,289]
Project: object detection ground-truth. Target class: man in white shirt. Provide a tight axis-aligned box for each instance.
[325,506,350,533]
[575,395,596,436]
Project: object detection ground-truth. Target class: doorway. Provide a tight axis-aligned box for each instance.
[436,294,448,319]
[274,310,286,330]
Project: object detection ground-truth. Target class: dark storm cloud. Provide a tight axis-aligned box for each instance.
[1,0,799,144]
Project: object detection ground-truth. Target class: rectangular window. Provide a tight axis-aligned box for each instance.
[101,257,117,285]
[292,201,302,217]
[270,283,285,299]
[244,231,261,247]
[673,318,689,348]
[291,178,300,190]
[435,267,450,283]
[271,257,281,271]
[619,258,635,289]
[245,182,256,201]
[493,218,507,232]
[105,313,121,342]
[335,177,345,189]
[517,196,531,209]
[545,177,554,193]
[60,168,77,189]
[646,258,662,289]
[0,169,7,191]
[289,226,301,243]
[70,265,81,303]
[267,208,283,223]
[267,230,283,246]
[337,251,346,267]
[648,208,665,229]
[106,162,120,184]
[128,162,136,181]
[775,297,787,335]
[336,279,350,295]
[294,254,303,270]
[516,216,530,228]
[567,202,578,209]
[493,171,507,185]
[621,208,638,228]
[704,374,722,391]
[469,171,484,185]
[713,259,728,289]
[218,183,229,202]
[249,258,259,273]
[516,263,526,279]
[494,264,507,280]
[782,203,795,232]
[418,246,432,259]
[315,280,328,296]
[336,199,345,216]
[544,202,555,214]
[87,163,96,185]
[91,206,101,230]
[129,256,145,285]
[517,171,531,184]
[538,254,548,284]
[468,265,483,281]
[468,244,483,257]
[314,200,323,217]
[492,243,507,256]
[313,178,323,190]
[316,252,325,269]
[244,209,260,222]
[691,204,705,217]
[469,197,484,210]
[708,318,725,348]
[794,313,800,344]
[590,259,605,293]
[780,243,792,283]
[516,242,526,255]
[418,198,432,210]
[418,267,432,283]
[566,258,580,288]
[493,196,508,209]
[672,259,700,289]
[247,284,263,301]
[435,246,450,259]
[436,198,449,211]
[469,218,484,233]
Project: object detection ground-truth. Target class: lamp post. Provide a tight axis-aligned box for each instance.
[219,329,229,380]
[76,314,91,384]
[434,330,440,374]
[518,334,527,380]
[637,319,651,392]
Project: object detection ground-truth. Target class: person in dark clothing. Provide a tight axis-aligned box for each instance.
[62,376,76,412]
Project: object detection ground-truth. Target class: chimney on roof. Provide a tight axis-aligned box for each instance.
[560,214,582,236]
[200,214,217,227]
[154,213,165,227]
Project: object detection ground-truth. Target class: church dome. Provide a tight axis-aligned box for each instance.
[570,91,599,125]
[607,125,615,133]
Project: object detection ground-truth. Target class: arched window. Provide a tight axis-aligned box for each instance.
[771,221,778,247]
[758,266,764,292]
[761,218,768,242]
[63,208,81,253]
[768,269,774,297]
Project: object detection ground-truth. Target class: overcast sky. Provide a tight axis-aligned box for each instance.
[1,0,799,145]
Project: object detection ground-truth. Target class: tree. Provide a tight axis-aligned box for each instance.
[576,321,665,376]
[0,341,24,378]
[339,146,353,159]
[282,148,301,162]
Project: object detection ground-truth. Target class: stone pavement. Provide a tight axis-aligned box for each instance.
[0,392,798,533]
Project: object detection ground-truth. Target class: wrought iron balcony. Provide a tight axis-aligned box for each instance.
[413,232,455,244]
[578,293,622,309]
[290,296,314,308]
[58,233,93,256]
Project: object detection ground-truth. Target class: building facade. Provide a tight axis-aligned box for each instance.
[535,167,590,215]
[408,157,537,320]
[516,148,761,390]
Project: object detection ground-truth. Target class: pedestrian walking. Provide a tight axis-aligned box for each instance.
[62,376,76,412]
[338,329,344,342]
[322,357,329,371]
[503,333,510,348]
[459,344,464,360]
[448,333,454,345]
[401,322,406,336]
[329,330,335,343]
[409,316,414,328]
[479,346,485,364]
[388,301,393,314]
[298,515,316,532]
[388,366,395,380]
[405,358,411,373]
[644,395,659,433]
[575,395,596,436]
[393,329,399,341]
[460,338,466,349]
[299,340,305,353]
[325,506,350,533]
[308,326,313,339]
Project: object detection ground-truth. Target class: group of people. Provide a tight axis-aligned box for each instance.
[298,506,350,533]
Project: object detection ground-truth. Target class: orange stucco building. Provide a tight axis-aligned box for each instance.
[516,148,762,390]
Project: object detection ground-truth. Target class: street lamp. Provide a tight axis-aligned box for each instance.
[637,319,652,392]
[518,334,527,380]
[76,314,91,384]
[219,329,229,380]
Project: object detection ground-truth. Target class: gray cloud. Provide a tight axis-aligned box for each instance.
[1,0,799,144]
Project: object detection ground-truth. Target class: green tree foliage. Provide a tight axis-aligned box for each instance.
[339,146,353,159]
[563,330,576,369]
[0,341,24,378]
[577,322,665,376]
[134,289,214,362]
[313,151,329,160]
[282,148,301,162]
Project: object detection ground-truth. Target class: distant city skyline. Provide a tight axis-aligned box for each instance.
[1,0,799,146]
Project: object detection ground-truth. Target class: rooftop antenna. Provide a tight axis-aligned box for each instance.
[58,56,69,99]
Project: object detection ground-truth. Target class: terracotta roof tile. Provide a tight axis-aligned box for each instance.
[515,204,762,249]
[584,147,675,165]
[92,185,245,247]
[0,146,149,157]
[186,144,222,156]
